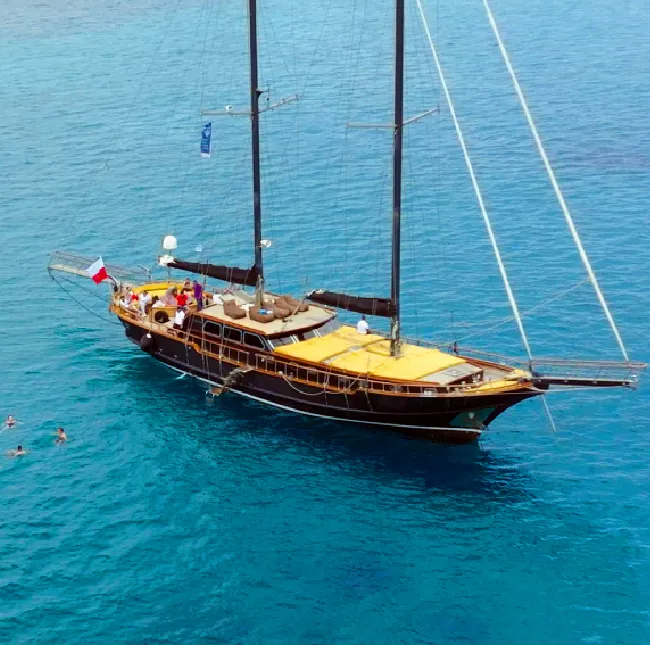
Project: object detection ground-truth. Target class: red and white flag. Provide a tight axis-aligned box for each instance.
[86,257,109,284]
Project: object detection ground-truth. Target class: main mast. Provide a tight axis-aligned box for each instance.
[390,0,405,356]
[248,0,264,306]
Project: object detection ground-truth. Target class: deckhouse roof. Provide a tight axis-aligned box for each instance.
[200,296,336,337]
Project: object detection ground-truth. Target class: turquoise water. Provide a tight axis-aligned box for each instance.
[1,0,650,643]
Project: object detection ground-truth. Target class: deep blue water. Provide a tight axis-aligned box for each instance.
[1,0,649,643]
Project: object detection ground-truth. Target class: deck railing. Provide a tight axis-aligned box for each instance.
[48,250,152,284]
[373,330,645,386]
[117,306,645,393]
[181,328,520,397]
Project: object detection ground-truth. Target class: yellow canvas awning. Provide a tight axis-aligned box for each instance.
[133,282,186,298]
[274,327,467,381]
[329,341,466,381]
[273,327,382,363]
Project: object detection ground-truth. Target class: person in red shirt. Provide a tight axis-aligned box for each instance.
[176,291,188,307]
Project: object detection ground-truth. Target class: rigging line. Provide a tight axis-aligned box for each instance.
[414,0,533,361]
[441,259,605,332]
[259,0,296,87]
[340,0,368,287]
[195,1,223,248]
[199,0,217,110]
[403,134,422,338]
[280,371,363,396]
[480,0,629,362]
[51,271,116,304]
[198,147,249,240]
[256,85,304,282]
[140,0,212,232]
[406,0,445,338]
[49,272,121,326]
[444,273,593,345]
[289,0,297,86]
[541,396,558,433]
[77,0,185,214]
[171,0,214,214]
[257,116,283,291]
[297,0,334,97]
[313,0,362,288]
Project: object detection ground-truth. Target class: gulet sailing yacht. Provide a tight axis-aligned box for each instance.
[49,0,645,443]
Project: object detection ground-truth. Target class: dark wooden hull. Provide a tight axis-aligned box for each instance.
[122,322,541,444]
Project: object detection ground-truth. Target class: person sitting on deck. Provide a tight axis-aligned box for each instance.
[176,290,189,307]
[151,295,164,308]
[193,280,203,310]
[120,288,137,310]
[162,287,178,306]
[173,306,186,331]
[139,290,152,316]
[356,315,369,335]
[182,278,193,293]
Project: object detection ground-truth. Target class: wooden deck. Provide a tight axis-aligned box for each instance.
[200,294,336,336]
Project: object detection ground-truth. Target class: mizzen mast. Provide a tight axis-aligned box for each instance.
[390,0,405,357]
[248,0,265,307]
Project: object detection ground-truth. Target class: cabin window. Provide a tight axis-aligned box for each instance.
[223,327,242,344]
[244,332,265,350]
[319,319,341,335]
[204,321,222,337]
[270,336,296,348]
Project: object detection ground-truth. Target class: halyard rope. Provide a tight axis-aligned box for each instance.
[49,271,121,326]
[414,0,533,362]
[480,0,629,362]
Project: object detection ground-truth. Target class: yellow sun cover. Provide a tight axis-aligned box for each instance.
[274,327,467,381]
[273,327,381,363]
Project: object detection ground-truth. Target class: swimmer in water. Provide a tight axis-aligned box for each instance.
[56,428,67,443]
[4,415,16,428]
[7,445,26,457]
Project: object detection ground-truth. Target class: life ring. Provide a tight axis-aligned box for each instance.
[140,332,155,352]
[154,310,169,324]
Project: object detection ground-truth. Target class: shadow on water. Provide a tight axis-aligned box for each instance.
[119,355,532,500]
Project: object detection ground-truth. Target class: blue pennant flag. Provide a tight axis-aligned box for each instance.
[200,123,211,158]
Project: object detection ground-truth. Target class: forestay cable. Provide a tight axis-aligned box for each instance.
[480,0,629,362]
[414,0,533,361]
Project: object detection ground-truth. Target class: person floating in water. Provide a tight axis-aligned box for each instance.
[4,415,16,428]
[56,428,67,444]
[7,445,26,457]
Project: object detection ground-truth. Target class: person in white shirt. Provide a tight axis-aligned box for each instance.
[356,315,369,335]
[173,306,186,331]
[139,290,152,316]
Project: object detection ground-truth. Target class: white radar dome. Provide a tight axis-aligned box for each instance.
[162,235,178,251]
